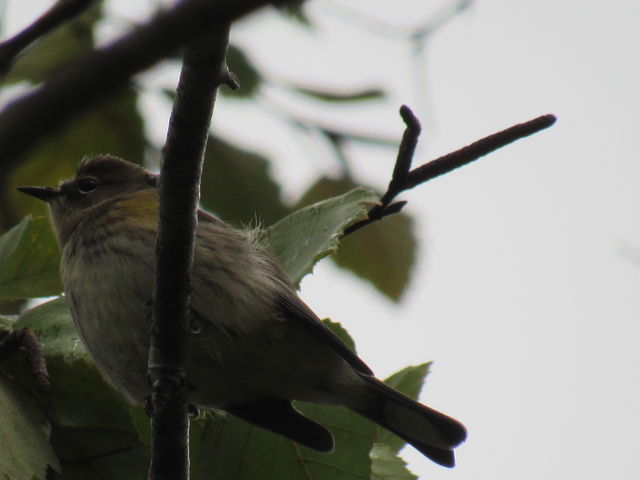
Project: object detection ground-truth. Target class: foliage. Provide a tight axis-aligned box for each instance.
[0,216,62,301]
[0,4,432,480]
[296,177,416,301]
[265,186,378,286]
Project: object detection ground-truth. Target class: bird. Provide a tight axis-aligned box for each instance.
[18,154,466,467]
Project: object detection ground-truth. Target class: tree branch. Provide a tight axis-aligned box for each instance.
[148,25,233,480]
[0,0,285,175]
[0,328,50,392]
[0,0,98,79]
[406,113,557,188]
[343,106,557,236]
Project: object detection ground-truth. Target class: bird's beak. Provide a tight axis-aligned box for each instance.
[17,186,60,203]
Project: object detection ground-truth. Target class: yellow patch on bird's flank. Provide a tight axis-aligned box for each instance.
[109,189,159,229]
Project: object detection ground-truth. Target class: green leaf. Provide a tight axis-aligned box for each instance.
[0,315,15,332]
[128,406,152,447]
[383,363,431,400]
[297,177,416,301]
[335,214,415,301]
[16,297,85,362]
[370,444,417,480]
[201,136,289,226]
[264,187,378,286]
[191,404,374,480]
[0,377,59,479]
[3,298,149,478]
[378,364,431,453]
[290,85,385,103]
[322,318,356,352]
[0,216,62,301]
[15,298,135,428]
[3,4,101,85]
[223,44,262,98]
[9,298,150,478]
[50,427,149,480]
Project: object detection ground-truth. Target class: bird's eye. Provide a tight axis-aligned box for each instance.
[77,178,98,193]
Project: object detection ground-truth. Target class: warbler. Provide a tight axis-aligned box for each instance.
[18,155,466,467]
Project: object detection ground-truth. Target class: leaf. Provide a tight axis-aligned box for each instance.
[223,44,262,98]
[0,315,15,332]
[200,136,289,226]
[9,298,150,478]
[1,86,146,232]
[0,216,62,301]
[264,187,378,286]
[383,363,431,401]
[336,214,415,301]
[50,427,149,480]
[290,85,385,103]
[297,177,416,301]
[191,403,374,480]
[378,364,431,453]
[3,4,101,85]
[370,444,417,480]
[0,377,59,479]
[15,297,85,362]
[15,298,136,428]
[322,318,356,352]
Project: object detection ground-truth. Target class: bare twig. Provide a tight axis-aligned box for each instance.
[0,328,50,391]
[343,106,557,237]
[0,0,98,79]
[148,25,233,480]
[326,0,472,41]
[383,105,421,204]
[0,0,287,175]
[258,96,399,147]
[405,113,557,188]
[411,0,473,42]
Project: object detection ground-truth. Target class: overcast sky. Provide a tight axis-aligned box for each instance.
[6,1,640,479]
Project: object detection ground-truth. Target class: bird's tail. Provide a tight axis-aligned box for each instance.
[353,373,467,467]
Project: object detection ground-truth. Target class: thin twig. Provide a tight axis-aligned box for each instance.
[411,0,473,42]
[0,0,98,79]
[383,105,421,204]
[258,96,399,147]
[405,114,557,188]
[326,0,472,41]
[343,107,557,237]
[0,328,50,391]
[148,25,233,480]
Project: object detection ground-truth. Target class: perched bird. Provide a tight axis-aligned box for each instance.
[18,155,466,467]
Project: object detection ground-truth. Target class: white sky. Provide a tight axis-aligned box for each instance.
[6,1,640,479]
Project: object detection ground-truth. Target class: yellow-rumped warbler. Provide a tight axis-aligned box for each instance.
[18,155,466,467]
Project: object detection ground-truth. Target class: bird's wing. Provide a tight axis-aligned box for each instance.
[276,292,374,376]
[196,207,373,375]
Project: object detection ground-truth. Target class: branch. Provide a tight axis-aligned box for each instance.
[406,113,557,187]
[147,25,233,480]
[343,106,557,236]
[258,96,399,147]
[0,0,98,79]
[326,0,471,41]
[0,0,284,175]
[0,328,50,392]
